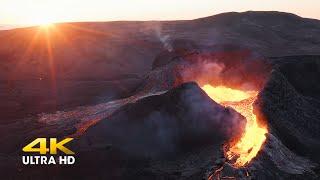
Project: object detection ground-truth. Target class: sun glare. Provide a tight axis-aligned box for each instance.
[25,11,56,27]
[39,22,54,28]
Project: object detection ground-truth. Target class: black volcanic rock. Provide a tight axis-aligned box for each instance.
[256,57,320,162]
[270,56,320,100]
[75,82,246,158]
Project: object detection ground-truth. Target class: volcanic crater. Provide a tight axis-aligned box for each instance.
[3,42,319,180]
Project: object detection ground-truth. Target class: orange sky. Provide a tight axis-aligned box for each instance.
[1,0,319,25]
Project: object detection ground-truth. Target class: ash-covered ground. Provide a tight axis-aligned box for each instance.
[0,11,320,180]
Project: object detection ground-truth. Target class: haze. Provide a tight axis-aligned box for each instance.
[1,0,319,25]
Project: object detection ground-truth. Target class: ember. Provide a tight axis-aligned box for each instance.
[202,85,268,167]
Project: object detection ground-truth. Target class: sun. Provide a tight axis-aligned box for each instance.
[27,14,56,27]
[36,18,55,27]
[39,22,54,28]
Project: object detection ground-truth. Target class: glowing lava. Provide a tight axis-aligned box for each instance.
[202,85,268,167]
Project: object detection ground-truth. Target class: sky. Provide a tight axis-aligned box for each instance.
[0,0,319,25]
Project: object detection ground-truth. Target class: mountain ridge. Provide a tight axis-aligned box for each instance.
[1,11,320,80]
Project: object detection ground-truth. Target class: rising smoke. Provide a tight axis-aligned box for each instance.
[145,22,173,52]
[175,48,272,91]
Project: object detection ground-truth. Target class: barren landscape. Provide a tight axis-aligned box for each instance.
[0,11,320,179]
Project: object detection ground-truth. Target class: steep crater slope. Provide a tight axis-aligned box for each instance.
[257,56,320,162]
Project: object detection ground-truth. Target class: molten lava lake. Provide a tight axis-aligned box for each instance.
[201,85,268,167]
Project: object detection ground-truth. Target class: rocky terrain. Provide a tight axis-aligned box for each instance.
[1,11,320,122]
[0,11,320,179]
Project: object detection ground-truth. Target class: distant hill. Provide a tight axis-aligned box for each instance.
[1,11,320,81]
[0,24,22,30]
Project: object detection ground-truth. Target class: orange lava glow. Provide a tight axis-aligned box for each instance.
[202,85,268,167]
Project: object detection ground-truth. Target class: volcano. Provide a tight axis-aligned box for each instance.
[0,11,320,180]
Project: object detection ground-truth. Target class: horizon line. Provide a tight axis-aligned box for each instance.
[1,10,319,30]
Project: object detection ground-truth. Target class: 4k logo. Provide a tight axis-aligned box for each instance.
[23,138,75,155]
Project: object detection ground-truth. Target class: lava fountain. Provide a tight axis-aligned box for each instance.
[201,85,268,167]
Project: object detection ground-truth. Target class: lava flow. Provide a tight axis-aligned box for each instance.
[202,85,268,167]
